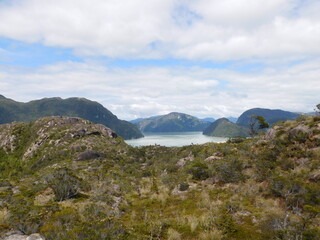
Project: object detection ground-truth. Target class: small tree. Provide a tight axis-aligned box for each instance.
[249,115,269,137]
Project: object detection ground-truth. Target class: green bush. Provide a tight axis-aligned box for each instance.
[187,161,210,180]
[214,158,245,183]
[0,154,26,179]
[44,168,83,201]
[178,183,189,191]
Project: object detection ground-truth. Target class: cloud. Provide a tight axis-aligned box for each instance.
[0,0,319,61]
[0,0,318,120]
[0,59,319,120]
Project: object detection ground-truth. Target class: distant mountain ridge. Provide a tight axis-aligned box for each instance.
[236,108,299,127]
[130,115,163,124]
[203,118,248,138]
[200,117,216,123]
[135,112,211,132]
[0,95,143,140]
[227,117,238,123]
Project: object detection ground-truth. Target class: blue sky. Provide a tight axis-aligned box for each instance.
[0,0,319,120]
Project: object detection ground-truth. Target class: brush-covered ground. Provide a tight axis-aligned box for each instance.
[0,116,319,240]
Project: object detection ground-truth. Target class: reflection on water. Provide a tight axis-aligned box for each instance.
[125,132,227,147]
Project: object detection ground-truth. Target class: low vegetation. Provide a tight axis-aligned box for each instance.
[0,115,319,239]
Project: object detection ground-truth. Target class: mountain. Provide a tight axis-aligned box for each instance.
[236,108,299,127]
[200,117,216,122]
[0,95,143,139]
[130,115,163,124]
[203,118,248,137]
[227,116,238,123]
[130,118,147,124]
[135,112,211,132]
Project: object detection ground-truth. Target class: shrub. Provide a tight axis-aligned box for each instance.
[187,161,210,180]
[179,183,189,191]
[44,168,83,201]
[214,158,245,183]
[0,155,26,179]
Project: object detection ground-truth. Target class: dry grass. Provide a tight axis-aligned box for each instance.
[187,215,199,232]
[0,208,9,224]
[150,185,170,205]
[34,187,55,206]
[198,228,223,240]
[167,228,181,240]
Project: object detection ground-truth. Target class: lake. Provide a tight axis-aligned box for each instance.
[125,132,227,147]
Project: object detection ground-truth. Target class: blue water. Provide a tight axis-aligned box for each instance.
[125,132,227,147]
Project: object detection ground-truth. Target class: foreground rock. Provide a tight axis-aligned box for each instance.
[1,232,44,240]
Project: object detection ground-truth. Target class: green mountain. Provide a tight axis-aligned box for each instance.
[0,95,143,139]
[1,115,320,239]
[236,108,299,127]
[135,112,211,132]
[203,118,248,137]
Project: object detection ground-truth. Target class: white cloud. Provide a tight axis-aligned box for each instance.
[0,0,319,61]
[189,0,290,28]
[0,60,319,120]
[0,0,319,119]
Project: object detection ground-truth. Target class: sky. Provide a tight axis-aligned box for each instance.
[0,0,319,120]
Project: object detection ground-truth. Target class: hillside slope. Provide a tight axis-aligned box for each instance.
[1,115,319,239]
[0,95,143,139]
[136,112,210,132]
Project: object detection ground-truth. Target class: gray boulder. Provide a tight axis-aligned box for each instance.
[77,150,106,161]
[1,232,45,240]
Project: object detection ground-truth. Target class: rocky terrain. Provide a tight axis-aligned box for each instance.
[0,115,319,239]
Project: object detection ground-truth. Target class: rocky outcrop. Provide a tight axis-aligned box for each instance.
[21,117,117,161]
[1,232,45,240]
[77,150,106,161]
[263,116,320,145]
[204,152,223,163]
[176,152,194,167]
[0,116,128,168]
